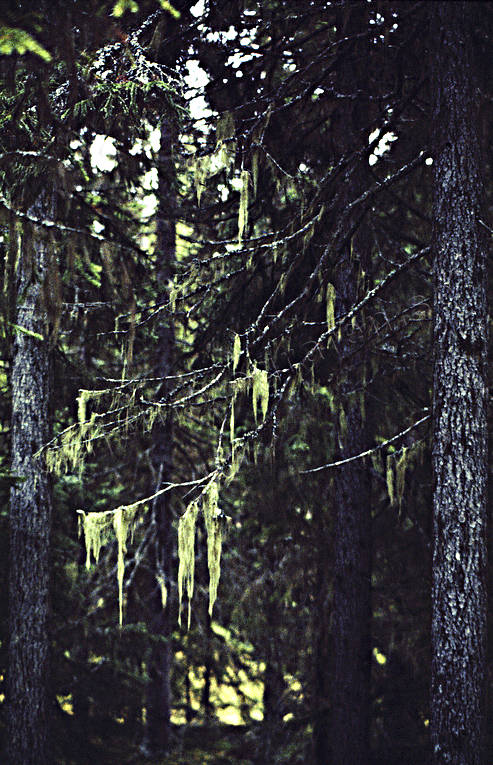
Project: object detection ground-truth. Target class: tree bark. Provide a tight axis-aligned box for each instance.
[430,4,488,765]
[143,121,176,756]
[8,193,53,765]
[327,5,372,764]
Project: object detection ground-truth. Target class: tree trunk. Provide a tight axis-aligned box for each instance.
[143,122,176,756]
[8,193,53,765]
[430,4,488,764]
[327,5,372,764]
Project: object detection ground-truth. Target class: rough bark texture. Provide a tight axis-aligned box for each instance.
[431,4,488,765]
[327,6,372,764]
[8,194,53,765]
[143,122,176,756]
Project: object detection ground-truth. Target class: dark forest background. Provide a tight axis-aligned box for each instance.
[0,2,492,764]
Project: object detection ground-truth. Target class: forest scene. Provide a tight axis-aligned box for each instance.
[0,1,492,763]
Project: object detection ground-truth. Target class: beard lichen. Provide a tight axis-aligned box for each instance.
[386,454,396,507]
[177,499,199,628]
[203,479,222,618]
[251,365,269,424]
[395,446,408,510]
[45,389,107,475]
[326,282,336,333]
[232,333,241,374]
[156,573,167,609]
[79,501,139,626]
[177,476,227,628]
[238,169,250,244]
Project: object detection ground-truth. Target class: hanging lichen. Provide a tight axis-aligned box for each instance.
[232,333,241,373]
[339,405,347,440]
[371,449,384,475]
[156,573,167,609]
[215,110,236,171]
[386,454,396,507]
[203,479,223,617]
[177,500,199,628]
[251,365,269,424]
[79,502,139,626]
[303,222,315,253]
[80,510,114,569]
[194,154,212,206]
[252,150,259,197]
[230,402,235,449]
[326,282,336,332]
[238,169,250,243]
[216,110,235,144]
[396,447,408,510]
[113,504,139,626]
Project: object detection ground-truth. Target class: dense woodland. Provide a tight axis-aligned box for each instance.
[0,1,492,763]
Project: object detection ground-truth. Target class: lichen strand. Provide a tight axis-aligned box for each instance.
[193,154,211,206]
[80,502,139,626]
[396,447,408,509]
[238,169,249,243]
[230,403,235,449]
[45,389,107,476]
[113,503,139,626]
[232,333,241,373]
[251,365,269,424]
[386,454,396,507]
[203,480,223,618]
[156,574,167,609]
[177,500,199,628]
[326,282,336,332]
[77,388,106,432]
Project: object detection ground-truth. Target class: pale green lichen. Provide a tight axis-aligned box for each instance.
[80,502,139,626]
[371,450,384,475]
[178,500,199,628]
[339,405,347,440]
[251,365,269,424]
[215,111,236,171]
[252,150,259,197]
[203,480,222,618]
[396,447,408,510]
[326,283,336,332]
[194,154,212,206]
[45,389,107,476]
[232,333,241,373]
[156,573,167,609]
[230,403,235,449]
[386,454,395,507]
[238,169,249,243]
[178,478,226,626]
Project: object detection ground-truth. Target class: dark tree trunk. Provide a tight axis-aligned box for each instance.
[327,5,372,764]
[8,194,53,765]
[430,4,488,765]
[143,122,176,756]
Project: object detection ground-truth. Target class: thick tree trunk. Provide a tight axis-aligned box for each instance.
[327,5,372,764]
[8,194,53,765]
[430,4,488,765]
[143,122,176,756]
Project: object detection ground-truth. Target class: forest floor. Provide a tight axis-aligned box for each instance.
[60,722,262,765]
